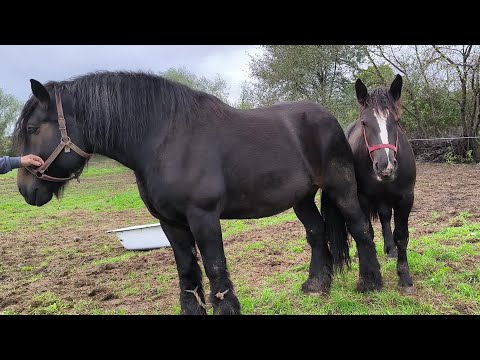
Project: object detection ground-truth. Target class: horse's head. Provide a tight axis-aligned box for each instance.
[355,74,403,182]
[15,79,92,206]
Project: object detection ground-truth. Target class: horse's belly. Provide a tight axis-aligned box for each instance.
[220,177,312,219]
[220,199,293,219]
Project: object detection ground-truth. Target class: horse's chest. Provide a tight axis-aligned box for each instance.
[362,182,403,202]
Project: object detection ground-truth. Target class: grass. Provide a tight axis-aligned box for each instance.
[0,170,143,232]
[92,252,139,265]
[30,292,70,315]
[1,159,479,315]
[228,216,480,315]
[221,212,297,239]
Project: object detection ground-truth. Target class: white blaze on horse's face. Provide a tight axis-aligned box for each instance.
[373,108,393,169]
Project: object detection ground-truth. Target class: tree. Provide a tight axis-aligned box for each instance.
[232,81,257,110]
[0,88,22,156]
[432,46,480,137]
[247,45,366,126]
[356,64,395,88]
[366,45,480,160]
[160,67,230,104]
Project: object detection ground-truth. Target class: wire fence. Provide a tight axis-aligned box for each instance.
[408,136,480,142]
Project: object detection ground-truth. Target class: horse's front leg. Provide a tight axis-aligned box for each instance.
[336,194,383,292]
[161,221,207,315]
[393,192,414,292]
[378,203,397,258]
[186,206,241,315]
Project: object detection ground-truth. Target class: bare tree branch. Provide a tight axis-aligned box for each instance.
[432,45,463,79]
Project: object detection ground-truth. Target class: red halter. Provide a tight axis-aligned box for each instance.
[362,123,400,162]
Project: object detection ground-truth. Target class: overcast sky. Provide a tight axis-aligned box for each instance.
[0,45,263,104]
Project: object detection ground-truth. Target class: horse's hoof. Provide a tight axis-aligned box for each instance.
[398,277,414,294]
[211,292,241,315]
[356,274,383,293]
[180,292,208,315]
[385,247,398,258]
[398,285,415,294]
[213,301,241,315]
[387,250,398,259]
[301,276,331,295]
[181,305,207,315]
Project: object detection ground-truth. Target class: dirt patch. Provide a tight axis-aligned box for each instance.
[1,163,480,314]
[410,163,480,237]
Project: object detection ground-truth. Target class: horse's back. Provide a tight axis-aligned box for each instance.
[214,100,353,217]
[345,121,358,139]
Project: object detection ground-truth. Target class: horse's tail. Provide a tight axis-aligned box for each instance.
[320,191,351,272]
[368,206,379,222]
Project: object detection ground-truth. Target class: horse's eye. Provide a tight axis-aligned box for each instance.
[361,120,366,127]
[27,126,39,135]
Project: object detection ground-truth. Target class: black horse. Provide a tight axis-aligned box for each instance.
[345,75,416,292]
[14,71,383,315]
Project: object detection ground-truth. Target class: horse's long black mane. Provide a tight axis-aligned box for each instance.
[14,71,230,151]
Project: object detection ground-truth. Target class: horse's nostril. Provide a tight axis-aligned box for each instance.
[374,161,379,171]
[393,159,398,167]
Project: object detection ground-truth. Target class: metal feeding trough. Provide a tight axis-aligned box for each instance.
[106,223,171,250]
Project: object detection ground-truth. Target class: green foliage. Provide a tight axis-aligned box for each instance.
[160,67,230,104]
[446,148,475,164]
[247,45,366,126]
[0,88,22,156]
[356,64,395,88]
[234,81,257,110]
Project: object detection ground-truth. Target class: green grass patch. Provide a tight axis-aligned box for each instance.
[426,223,480,243]
[0,161,144,232]
[287,238,305,254]
[92,251,138,265]
[30,292,70,315]
[121,286,140,297]
[244,241,265,252]
[221,212,297,239]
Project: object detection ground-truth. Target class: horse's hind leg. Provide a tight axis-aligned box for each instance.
[161,221,207,315]
[393,192,414,291]
[331,191,383,292]
[294,189,333,294]
[186,207,241,315]
[378,203,397,258]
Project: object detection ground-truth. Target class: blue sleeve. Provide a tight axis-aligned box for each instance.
[0,156,21,174]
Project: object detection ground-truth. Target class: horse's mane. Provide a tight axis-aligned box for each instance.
[362,87,402,120]
[14,70,230,151]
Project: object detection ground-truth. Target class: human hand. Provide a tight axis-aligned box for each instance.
[20,154,44,168]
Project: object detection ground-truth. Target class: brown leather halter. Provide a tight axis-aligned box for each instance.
[25,90,92,182]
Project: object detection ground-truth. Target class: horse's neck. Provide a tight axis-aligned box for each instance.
[93,145,141,171]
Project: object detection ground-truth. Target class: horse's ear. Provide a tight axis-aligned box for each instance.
[355,78,368,106]
[30,79,50,107]
[389,74,403,101]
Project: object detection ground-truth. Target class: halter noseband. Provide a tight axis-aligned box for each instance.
[25,90,92,182]
[362,122,401,162]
